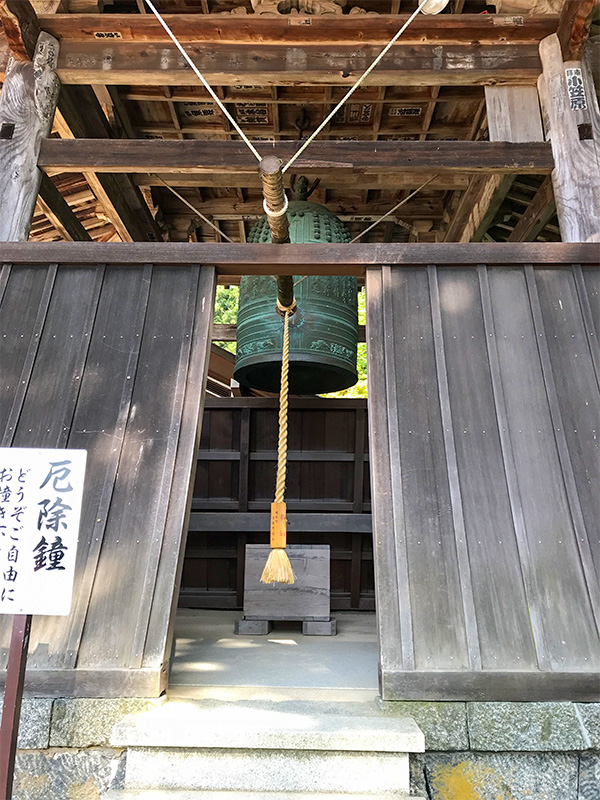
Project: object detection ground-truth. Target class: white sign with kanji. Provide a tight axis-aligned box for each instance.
[0,448,86,616]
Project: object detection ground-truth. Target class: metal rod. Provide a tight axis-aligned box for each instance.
[0,614,32,800]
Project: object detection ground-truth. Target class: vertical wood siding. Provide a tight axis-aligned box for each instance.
[0,262,215,696]
[367,263,600,700]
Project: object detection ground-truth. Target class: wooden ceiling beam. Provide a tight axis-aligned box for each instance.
[122,89,484,104]
[0,41,542,86]
[38,139,554,175]
[445,84,545,242]
[556,0,597,61]
[133,123,473,138]
[37,172,92,241]
[1,241,596,274]
[162,199,443,220]
[134,173,471,191]
[507,175,555,240]
[36,13,558,46]
[0,0,40,61]
[54,85,164,242]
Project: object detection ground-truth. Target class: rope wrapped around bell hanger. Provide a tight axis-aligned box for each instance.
[259,156,296,317]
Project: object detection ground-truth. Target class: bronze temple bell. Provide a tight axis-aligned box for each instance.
[234,186,359,395]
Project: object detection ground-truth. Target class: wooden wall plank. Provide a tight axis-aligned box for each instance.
[129,268,199,669]
[574,266,600,381]
[487,266,599,669]
[428,265,481,671]
[365,267,404,675]
[388,267,469,670]
[0,265,56,443]
[143,266,216,670]
[437,268,538,670]
[9,266,103,452]
[62,265,153,668]
[532,267,600,586]
[1,265,103,669]
[76,267,199,670]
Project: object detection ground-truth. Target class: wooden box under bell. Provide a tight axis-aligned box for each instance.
[234,200,359,395]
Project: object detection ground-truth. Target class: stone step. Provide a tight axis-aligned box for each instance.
[124,746,413,794]
[111,702,424,753]
[105,791,424,799]
[111,699,424,795]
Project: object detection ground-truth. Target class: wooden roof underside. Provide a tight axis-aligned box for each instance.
[2,0,598,245]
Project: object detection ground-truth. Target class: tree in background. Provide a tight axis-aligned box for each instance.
[213,285,239,355]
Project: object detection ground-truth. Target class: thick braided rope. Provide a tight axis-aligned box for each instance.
[274,309,291,505]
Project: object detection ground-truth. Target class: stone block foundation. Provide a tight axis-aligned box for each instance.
[1,694,598,800]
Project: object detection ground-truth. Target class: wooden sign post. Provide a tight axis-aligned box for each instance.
[0,448,86,799]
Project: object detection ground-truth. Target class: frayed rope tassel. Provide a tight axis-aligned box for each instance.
[261,546,294,585]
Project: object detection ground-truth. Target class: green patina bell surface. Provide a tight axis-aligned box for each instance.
[234,199,358,395]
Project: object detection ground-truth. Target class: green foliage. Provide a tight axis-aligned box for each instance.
[213,285,239,355]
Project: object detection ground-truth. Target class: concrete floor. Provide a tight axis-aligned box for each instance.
[169,610,379,699]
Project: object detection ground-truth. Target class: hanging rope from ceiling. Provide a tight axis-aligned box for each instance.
[281,0,437,174]
[142,0,436,174]
[154,175,236,242]
[350,174,439,243]
[143,0,262,162]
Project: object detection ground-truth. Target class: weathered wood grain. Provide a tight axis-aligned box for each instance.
[36,173,91,242]
[532,266,600,584]
[538,34,600,242]
[488,266,599,669]
[36,13,558,46]
[143,267,216,669]
[242,545,330,622]
[0,265,56,445]
[556,0,596,60]
[0,31,59,241]
[0,0,40,61]
[368,262,600,698]
[6,41,542,86]
[365,267,405,673]
[63,265,153,669]
[37,139,555,176]
[477,264,550,671]
[428,265,481,671]
[1,242,598,271]
[445,84,544,242]
[381,669,600,702]
[437,268,538,670]
[0,265,103,669]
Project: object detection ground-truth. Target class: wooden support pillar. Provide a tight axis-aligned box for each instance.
[445,85,544,242]
[0,30,60,241]
[538,33,600,242]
